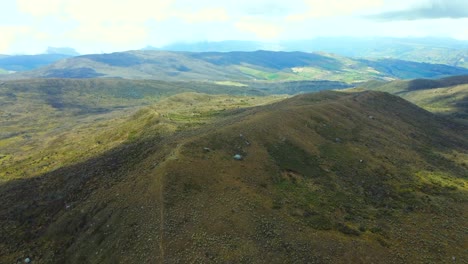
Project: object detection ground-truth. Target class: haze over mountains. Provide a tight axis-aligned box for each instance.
[2,50,468,83]
[0,47,79,73]
[152,37,468,68]
[1,37,467,76]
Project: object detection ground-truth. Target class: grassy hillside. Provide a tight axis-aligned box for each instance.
[0,90,284,182]
[5,77,352,184]
[358,75,468,123]
[1,78,301,182]
[3,50,468,83]
[0,91,466,263]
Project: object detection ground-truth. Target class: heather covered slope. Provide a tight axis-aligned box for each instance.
[1,91,466,263]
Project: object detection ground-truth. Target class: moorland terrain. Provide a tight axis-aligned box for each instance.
[0,48,467,263]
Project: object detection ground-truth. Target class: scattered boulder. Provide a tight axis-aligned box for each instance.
[203,147,211,152]
[24,258,31,263]
[335,138,342,143]
[233,154,243,160]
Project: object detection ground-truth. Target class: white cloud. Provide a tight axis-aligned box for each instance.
[287,0,384,21]
[13,0,234,52]
[235,17,284,40]
[6,0,468,54]
[16,0,230,24]
[0,26,31,53]
[453,22,468,40]
[16,0,62,17]
[368,0,468,20]
[63,0,175,24]
[177,8,230,23]
[65,24,149,50]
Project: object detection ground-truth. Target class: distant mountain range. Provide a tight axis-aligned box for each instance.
[0,47,78,72]
[3,50,468,83]
[150,37,468,68]
[0,54,74,72]
[1,37,466,74]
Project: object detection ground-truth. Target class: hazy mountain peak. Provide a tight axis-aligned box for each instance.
[46,47,80,56]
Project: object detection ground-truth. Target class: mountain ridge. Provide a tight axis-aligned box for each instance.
[1,90,466,263]
[357,75,468,123]
[154,37,468,68]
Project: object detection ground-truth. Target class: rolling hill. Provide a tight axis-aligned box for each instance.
[357,75,468,123]
[1,90,466,263]
[3,50,468,83]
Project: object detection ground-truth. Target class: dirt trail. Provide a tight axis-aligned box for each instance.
[154,143,184,264]
[156,170,165,264]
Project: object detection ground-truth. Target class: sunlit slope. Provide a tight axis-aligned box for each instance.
[1,91,466,263]
[0,77,346,182]
[0,85,284,182]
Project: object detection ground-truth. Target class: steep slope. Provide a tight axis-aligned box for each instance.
[3,50,468,82]
[1,91,466,263]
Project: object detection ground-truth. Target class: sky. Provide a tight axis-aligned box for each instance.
[1,0,468,54]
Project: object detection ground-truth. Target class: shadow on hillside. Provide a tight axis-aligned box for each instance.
[0,135,168,259]
[405,75,468,91]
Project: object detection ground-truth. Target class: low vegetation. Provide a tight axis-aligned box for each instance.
[0,88,466,263]
[357,75,468,124]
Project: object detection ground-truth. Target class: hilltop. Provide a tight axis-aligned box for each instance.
[1,90,466,263]
[3,50,468,83]
[357,75,468,123]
